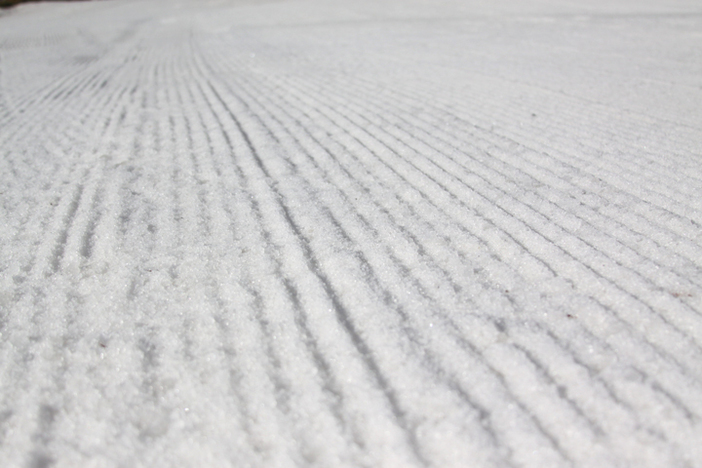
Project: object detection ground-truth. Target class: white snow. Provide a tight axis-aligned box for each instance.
[1,0,701,466]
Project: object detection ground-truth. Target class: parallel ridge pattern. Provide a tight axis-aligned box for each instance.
[1,2,701,467]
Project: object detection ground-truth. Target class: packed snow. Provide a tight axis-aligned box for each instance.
[1,0,701,466]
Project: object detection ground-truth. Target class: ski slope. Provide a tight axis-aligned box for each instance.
[1,0,701,466]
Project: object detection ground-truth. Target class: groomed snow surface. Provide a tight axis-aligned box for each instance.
[1,0,702,466]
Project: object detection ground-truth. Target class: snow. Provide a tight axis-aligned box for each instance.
[1,0,701,466]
